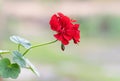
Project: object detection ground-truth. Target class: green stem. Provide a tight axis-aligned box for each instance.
[23,40,57,56]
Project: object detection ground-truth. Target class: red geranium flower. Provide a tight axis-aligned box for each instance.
[49,12,80,50]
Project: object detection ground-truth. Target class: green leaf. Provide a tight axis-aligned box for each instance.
[0,50,10,54]
[10,35,31,49]
[26,59,40,77]
[12,51,26,68]
[12,51,40,77]
[0,58,20,79]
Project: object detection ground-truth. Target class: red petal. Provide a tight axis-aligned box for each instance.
[57,12,64,17]
[61,38,69,45]
[58,13,71,29]
[73,24,79,30]
[63,34,72,41]
[71,19,76,22]
[54,33,63,41]
[73,31,80,44]
[54,33,69,45]
[49,14,61,31]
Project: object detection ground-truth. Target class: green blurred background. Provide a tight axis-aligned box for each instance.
[0,0,120,81]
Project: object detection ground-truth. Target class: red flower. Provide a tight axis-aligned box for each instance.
[49,12,80,46]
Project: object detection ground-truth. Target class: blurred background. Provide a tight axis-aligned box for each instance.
[0,0,120,81]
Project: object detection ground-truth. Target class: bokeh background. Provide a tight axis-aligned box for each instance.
[0,0,120,81]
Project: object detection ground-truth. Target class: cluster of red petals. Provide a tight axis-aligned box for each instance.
[49,12,80,45]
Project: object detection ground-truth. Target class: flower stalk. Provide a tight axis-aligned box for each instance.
[23,40,57,56]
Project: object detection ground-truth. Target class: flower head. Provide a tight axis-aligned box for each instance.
[49,12,80,48]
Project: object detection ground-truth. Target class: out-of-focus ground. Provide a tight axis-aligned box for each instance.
[0,0,120,81]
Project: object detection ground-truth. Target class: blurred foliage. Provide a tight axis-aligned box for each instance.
[77,15,120,38]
